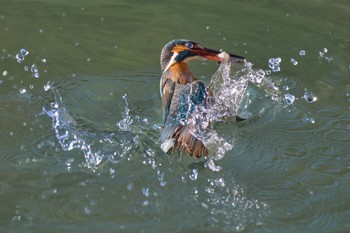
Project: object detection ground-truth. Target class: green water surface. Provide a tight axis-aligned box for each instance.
[1,0,350,232]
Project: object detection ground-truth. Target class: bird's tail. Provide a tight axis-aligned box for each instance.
[174,125,208,158]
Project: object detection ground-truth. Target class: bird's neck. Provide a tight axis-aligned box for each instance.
[168,62,196,84]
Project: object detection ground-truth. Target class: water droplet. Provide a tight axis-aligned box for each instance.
[2,70,7,76]
[31,64,39,78]
[50,102,58,108]
[127,183,134,191]
[303,116,315,124]
[43,81,53,91]
[268,57,281,72]
[201,202,208,209]
[29,84,34,89]
[325,56,333,62]
[41,58,47,63]
[303,91,317,103]
[39,29,44,34]
[20,48,29,56]
[205,160,221,172]
[299,50,306,56]
[74,42,79,47]
[87,58,91,62]
[12,216,21,221]
[284,94,295,105]
[189,169,199,181]
[142,187,150,197]
[109,168,115,176]
[216,177,225,187]
[19,88,27,94]
[142,200,149,206]
[84,206,91,215]
[319,48,328,58]
[9,131,14,137]
[24,66,29,72]
[31,64,38,73]
[132,135,140,144]
[16,53,25,63]
[290,58,298,65]
[100,17,105,21]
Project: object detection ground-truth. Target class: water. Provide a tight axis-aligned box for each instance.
[1,0,350,232]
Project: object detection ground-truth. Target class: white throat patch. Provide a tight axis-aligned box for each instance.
[163,52,178,73]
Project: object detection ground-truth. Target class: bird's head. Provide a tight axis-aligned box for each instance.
[160,39,245,72]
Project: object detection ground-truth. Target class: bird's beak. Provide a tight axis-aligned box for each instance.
[195,47,245,63]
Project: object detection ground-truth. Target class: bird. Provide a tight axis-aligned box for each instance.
[159,39,245,158]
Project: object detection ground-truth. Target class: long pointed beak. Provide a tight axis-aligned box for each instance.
[195,47,245,63]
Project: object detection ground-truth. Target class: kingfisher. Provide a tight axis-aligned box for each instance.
[159,39,245,158]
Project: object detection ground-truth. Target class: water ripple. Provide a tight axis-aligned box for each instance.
[315,108,350,143]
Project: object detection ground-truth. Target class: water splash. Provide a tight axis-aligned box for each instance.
[183,52,283,161]
[43,90,102,167]
[208,54,249,121]
[117,94,133,131]
[43,87,139,169]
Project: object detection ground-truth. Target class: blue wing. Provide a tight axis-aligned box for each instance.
[160,80,208,157]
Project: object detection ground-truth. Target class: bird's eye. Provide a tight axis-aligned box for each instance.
[185,42,194,49]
